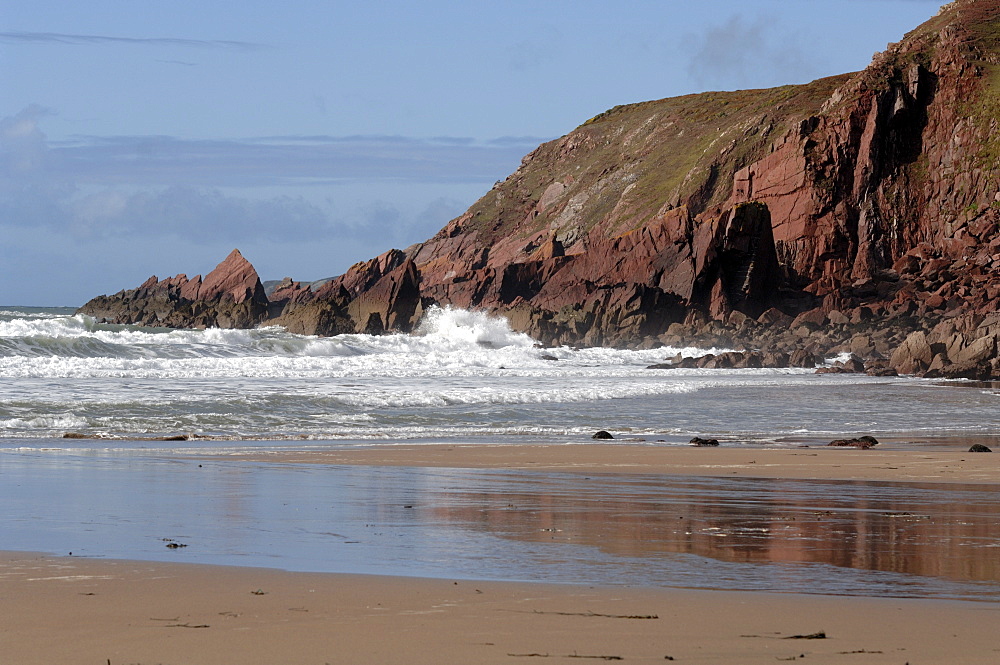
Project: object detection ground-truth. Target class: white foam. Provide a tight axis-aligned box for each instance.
[0,305,937,442]
[824,351,855,366]
[0,304,726,379]
[0,414,88,430]
[415,305,536,349]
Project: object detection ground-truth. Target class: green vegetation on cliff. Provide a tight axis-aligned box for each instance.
[457,74,850,255]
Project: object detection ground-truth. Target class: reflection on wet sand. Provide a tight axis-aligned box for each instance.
[429,474,1000,586]
[5,453,1000,600]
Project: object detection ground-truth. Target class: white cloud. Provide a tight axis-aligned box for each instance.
[0,105,52,175]
[0,105,543,241]
[0,106,546,303]
[38,132,543,188]
[4,184,332,242]
[685,15,819,89]
[0,31,265,51]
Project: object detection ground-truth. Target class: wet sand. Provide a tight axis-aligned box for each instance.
[4,550,1000,665]
[9,444,1000,663]
[212,442,1000,484]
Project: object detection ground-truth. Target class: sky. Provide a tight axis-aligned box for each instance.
[1,0,945,306]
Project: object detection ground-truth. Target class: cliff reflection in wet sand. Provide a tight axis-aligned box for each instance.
[429,474,1000,586]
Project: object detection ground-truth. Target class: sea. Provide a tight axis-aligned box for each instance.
[4,304,1000,600]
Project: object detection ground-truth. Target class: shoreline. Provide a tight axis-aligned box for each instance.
[4,550,1000,664]
[199,442,1000,485]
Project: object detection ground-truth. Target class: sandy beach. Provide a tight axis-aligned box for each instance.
[3,444,1000,663]
[4,549,1000,665]
[210,441,1000,485]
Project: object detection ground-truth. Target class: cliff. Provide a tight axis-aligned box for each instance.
[79,1,1000,377]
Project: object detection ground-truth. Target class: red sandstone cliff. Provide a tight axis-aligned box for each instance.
[78,1,1000,376]
[383,0,1000,347]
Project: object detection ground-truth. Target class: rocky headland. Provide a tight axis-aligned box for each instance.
[79,1,1000,379]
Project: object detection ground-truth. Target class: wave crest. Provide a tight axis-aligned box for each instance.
[0,304,738,380]
[415,306,535,349]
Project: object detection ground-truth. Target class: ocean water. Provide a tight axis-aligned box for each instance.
[4,304,1000,599]
[2,304,999,447]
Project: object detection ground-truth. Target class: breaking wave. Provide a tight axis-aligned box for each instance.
[0,305,899,442]
[0,305,732,379]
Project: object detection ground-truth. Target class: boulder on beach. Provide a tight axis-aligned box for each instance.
[828,435,879,449]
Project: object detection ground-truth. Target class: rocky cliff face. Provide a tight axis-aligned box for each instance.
[79,1,1000,377]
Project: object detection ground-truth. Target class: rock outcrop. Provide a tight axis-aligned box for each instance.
[78,1,1000,378]
[79,249,269,329]
[828,436,880,449]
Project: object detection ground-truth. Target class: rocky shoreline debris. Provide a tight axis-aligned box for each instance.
[63,432,192,441]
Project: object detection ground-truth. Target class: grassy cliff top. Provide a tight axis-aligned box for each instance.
[453,73,850,252]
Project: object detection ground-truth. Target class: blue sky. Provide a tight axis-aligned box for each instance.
[2,0,943,305]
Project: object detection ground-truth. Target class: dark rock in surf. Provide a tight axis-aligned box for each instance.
[836,356,866,373]
[828,435,879,449]
[761,351,790,368]
[733,351,764,368]
[932,360,994,380]
[650,351,785,370]
[864,360,898,376]
[816,354,867,373]
[789,350,817,368]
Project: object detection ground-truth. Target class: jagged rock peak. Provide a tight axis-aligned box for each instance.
[199,249,266,304]
[77,248,271,329]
